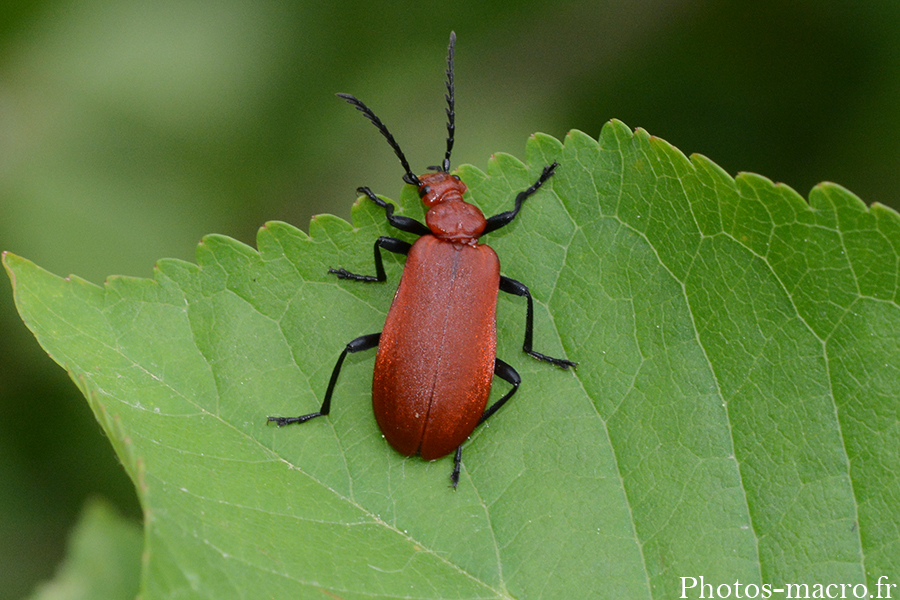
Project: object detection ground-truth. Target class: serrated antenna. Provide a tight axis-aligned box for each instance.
[442,31,456,173]
[336,93,421,186]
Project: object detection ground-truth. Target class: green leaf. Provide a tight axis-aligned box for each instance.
[6,121,899,598]
[27,498,142,600]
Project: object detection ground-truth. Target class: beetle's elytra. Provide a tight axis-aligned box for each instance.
[268,32,575,487]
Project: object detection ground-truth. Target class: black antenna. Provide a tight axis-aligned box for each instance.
[442,31,456,172]
[336,93,421,186]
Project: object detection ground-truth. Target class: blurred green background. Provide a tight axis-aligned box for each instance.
[1,0,898,596]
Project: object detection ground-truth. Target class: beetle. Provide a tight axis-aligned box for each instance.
[268,32,575,487]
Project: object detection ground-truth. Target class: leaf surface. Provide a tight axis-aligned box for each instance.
[6,122,899,598]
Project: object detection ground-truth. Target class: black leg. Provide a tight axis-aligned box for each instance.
[451,446,463,489]
[499,276,576,369]
[450,358,521,488]
[267,332,381,426]
[479,358,522,424]
[356,187,431,236]
[329,236,412,282]
[483,162,558,235]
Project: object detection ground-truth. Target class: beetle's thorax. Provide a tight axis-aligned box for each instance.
[417,171,486,245]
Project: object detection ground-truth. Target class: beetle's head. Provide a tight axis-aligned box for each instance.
[416,171,467,207]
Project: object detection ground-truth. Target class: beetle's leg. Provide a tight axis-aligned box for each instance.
[451,358,521,488]
[267,332,381,426]
[499,276,577,369]
[329,236,411,282]
[450,446,464,489]
[479,358,522,424]
[356,187,431,236]
[483,162,558,234]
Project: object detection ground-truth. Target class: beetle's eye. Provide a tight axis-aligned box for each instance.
[452,175,461,181]
[419,185,431,197]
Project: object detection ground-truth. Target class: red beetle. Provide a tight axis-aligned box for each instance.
[269,32,575,487]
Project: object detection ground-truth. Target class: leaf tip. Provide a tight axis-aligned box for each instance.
[2,251,16,285]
